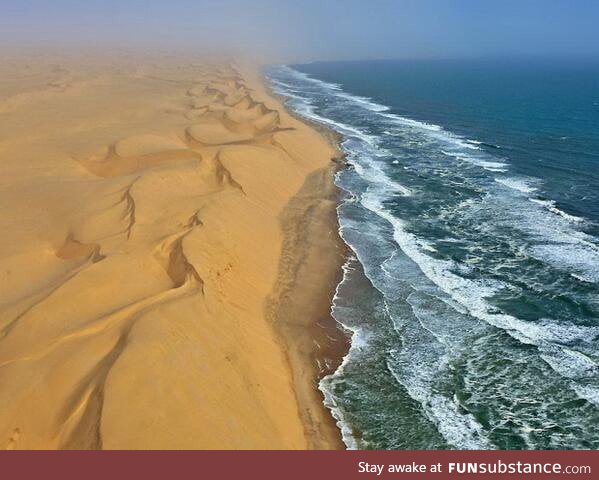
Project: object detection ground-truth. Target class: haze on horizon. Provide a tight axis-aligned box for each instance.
[2,0,599,62]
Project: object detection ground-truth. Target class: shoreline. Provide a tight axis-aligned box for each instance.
[257,66,350,449]
[266,161,349,449]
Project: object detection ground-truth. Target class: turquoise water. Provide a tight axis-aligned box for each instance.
[265,59,599,450]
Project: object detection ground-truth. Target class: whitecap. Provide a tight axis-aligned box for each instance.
[529,198,584,223]
[443,151,509,173]
[494,177,538,194]
[571,383,599,405]
[353,162,411,196]
[529,242,599,283]
[282,65,343,91]
[387,357,494,449]
[336,91,390,112]
[381,112,444,132]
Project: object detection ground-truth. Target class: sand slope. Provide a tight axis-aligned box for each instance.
[0,55,343,449]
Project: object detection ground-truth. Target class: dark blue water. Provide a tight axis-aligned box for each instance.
[265,59,599,450]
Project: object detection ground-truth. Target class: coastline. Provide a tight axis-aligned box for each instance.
[253,65,350,449]
[266,162,349,449]
[0,54,347,449]
[260,68,349,449]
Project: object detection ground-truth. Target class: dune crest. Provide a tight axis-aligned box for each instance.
[0,55,344,449]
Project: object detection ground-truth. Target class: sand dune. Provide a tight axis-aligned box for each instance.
[0,55,345,449]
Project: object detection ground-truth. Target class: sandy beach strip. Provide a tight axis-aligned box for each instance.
[0,53,346,449]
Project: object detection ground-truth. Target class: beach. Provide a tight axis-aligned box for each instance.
[0,53,346,450]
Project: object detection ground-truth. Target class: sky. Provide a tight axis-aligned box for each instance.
[2,0,599,61]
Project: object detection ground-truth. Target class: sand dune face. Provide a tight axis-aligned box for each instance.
[0,55,342,449]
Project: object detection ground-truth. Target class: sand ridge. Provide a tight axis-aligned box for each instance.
[0,55,343,449]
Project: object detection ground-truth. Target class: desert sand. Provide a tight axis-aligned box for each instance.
[0,53,346,449]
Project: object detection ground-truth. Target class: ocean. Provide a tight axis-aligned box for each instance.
[265,59,599,450]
